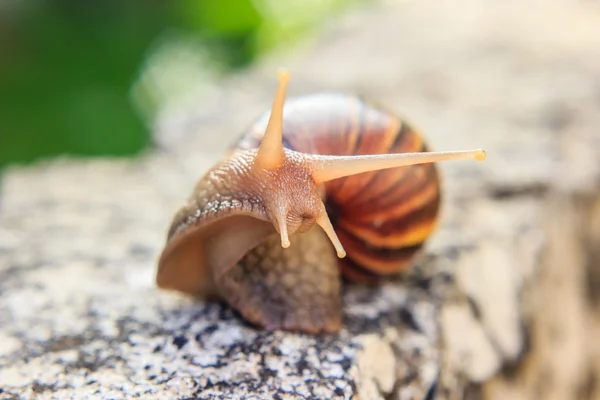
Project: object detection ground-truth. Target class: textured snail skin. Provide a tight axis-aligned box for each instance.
[157,147,345,333]
[166,149,324,243]
[220,227,342,333]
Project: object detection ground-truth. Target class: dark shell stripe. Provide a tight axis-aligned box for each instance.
[340,121,412,208]
[289,96,364,195]
[336,227,426,274]
[348,162,438,222]
[339,242,424,282]
[323,100,363,194]
[234,93,440,281]
[344,126,425,208]
[331,114,400,204]
[336,188,440,257]
[340,257,380,282]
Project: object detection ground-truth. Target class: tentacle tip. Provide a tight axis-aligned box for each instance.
[475,149,487,161]
[337,250,346,258]
[277,67,291,81]
[279,229,290,248]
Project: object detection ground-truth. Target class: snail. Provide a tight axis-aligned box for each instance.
[156,69,486,334]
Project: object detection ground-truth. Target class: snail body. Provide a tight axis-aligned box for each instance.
[156,71,486,333]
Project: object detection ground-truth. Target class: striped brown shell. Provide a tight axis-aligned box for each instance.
[233,93,441,282]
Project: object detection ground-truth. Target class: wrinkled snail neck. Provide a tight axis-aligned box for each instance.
[252,68,487,258]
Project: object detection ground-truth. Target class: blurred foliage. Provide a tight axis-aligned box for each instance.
[0,0,356,170]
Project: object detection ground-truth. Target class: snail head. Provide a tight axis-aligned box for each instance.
[245,69,486,258]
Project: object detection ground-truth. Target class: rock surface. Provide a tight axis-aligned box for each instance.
[0,157,440,399]
[2,0,600,399]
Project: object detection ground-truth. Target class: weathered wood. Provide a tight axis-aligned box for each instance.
[1,0,600,399]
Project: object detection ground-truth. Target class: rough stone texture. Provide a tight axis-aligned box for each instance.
[0,158,440,399]
[480,194,600,400]
[2,0,600,399]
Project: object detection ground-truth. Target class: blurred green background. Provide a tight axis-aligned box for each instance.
[0,0,357,170]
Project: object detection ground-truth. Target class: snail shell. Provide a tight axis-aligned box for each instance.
[156,70,486,333]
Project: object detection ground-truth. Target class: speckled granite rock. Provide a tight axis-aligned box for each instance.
[0,157,444,399]
[2,0,600,399]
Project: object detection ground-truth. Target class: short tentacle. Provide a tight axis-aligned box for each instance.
[316,203,347,258]
[276,212,291,248]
